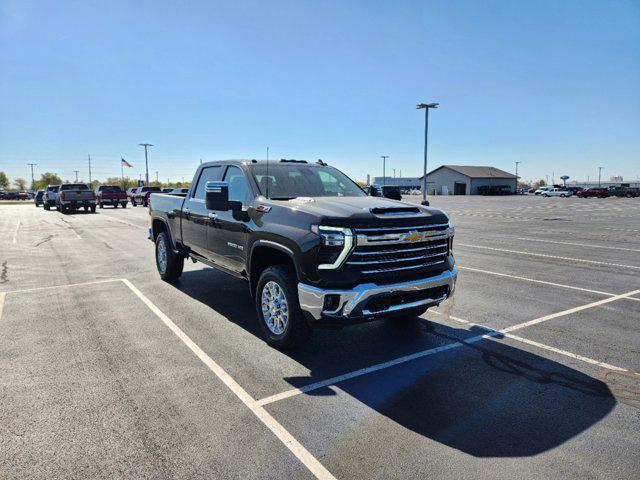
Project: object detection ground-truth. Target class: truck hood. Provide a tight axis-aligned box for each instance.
[268,196,449,225]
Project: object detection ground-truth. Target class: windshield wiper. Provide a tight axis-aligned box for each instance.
[269,196,297,200]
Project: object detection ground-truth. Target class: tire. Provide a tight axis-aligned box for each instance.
[131,199,136,207]
[59,205,66,214]
[122,203,127,208]
[99,203,104,208]
[255,265,310,349]
[90,205,96,213]
[44,204,50,211]
[143,199,148,207]
[155,231,184,282]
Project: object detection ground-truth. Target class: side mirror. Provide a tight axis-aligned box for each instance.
[205,181,229,211]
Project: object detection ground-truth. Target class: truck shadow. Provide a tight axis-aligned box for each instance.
[176,268,616,458]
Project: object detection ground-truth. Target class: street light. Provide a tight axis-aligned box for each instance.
[598,166,603,187]
[139,143,153,186]
[381,156,388,186]
[515,161,521,192]
[417,102,439,205]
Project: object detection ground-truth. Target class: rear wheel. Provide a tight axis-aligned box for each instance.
[122,203,127,208]
[90,205,96,213]
[255,265,310,349]
[131,199,137,207]
[99,203,104,208]
[44,204,50,211]
[155,231,183,282]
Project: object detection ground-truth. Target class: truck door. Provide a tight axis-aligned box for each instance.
[208,165,252,274]
[181,165,223,258]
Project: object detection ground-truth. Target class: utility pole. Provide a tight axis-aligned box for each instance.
[74,170,79,182]
[27,163,37,190]
[417,102,439,205]
[598,167,603,187]
[155,171,159,185]
[515,161,521,191]
[393,168,396,179]
[88,154,92,186]
[138,143,153,186]
[399,169,402,178]
[381,156,388,186]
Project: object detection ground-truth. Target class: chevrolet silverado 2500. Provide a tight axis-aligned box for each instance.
[149,160,457,348]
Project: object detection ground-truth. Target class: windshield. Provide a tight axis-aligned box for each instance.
[60,184,88,191]
[250,164,365,199]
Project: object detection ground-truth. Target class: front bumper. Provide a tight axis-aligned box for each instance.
[298,267,457,326]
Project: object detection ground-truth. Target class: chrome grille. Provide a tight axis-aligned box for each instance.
[346,223,452,276]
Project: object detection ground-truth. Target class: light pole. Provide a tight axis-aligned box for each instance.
[515,161,521,192]
[74,170,79,182]
[381,156,388,186]
[155,171,159,185]
[417,102,439,205]
[139,143,153,186]
[27,163,37,190]
[598,167,603,187]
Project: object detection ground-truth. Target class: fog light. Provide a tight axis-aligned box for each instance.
[323,294,341,312]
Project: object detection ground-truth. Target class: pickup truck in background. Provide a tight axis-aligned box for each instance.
[541,188,572,197]
[577,188,610,198]
[607,186,639,198]
[132,186,162,207]
[95,185,128,208]
[56,183,97,213]
[43,185,60,210]
[149,159,456,348]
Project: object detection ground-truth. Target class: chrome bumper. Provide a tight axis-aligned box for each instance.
[297,267,457,322]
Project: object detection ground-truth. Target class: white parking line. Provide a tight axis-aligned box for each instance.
[458,243,640,270]
[0,292,5,321]
[2,278,121,295]
[256,288,640,406]
[104,216,146,229]
[12,220,20,244]
[515,237,640,253]
[458,266,616,296]
[430,311,633,373]
[121,279,336,480]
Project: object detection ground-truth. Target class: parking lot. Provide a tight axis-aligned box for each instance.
[1,195,639,479]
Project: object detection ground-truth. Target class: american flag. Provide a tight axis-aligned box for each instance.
[121,158,133,168]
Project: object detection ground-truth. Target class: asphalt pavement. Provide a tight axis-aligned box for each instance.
[1,195,639,479]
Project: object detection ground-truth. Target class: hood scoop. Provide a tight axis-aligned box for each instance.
[369,206,420,216]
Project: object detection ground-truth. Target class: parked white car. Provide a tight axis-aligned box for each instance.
[541,188,572,197]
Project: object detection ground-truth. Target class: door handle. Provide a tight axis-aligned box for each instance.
[208,212,218,219]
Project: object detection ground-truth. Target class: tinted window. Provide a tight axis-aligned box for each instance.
[224,165,250,204]
[193,166,222,199]
[141,187,161,192]
[101,185,122,192]
[60,184,89,190]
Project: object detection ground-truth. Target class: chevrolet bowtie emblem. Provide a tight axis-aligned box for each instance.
[403,231,424,243]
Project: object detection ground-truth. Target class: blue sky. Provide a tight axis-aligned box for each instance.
[1,0,639,184]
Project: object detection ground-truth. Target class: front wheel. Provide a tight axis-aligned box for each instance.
[44,204,50,211]
[121,203,127,208]
[255,265,310,349]
[99,203,104,208]
[155,231,183,282]
[131,199,137,207]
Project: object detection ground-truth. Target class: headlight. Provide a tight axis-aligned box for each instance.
[311,225,354,270]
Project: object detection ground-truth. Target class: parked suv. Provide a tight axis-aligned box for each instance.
[149,159,456,348]
[34,190,44,207]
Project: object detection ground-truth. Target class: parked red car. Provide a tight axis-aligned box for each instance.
[576,188,609,198]
[95,185,128,208]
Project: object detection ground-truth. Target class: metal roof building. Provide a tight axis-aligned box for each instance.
[421,165,518,195]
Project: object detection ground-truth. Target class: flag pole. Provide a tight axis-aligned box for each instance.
[121,159,124,188]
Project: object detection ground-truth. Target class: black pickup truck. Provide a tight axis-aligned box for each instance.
[149,159,457,348]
